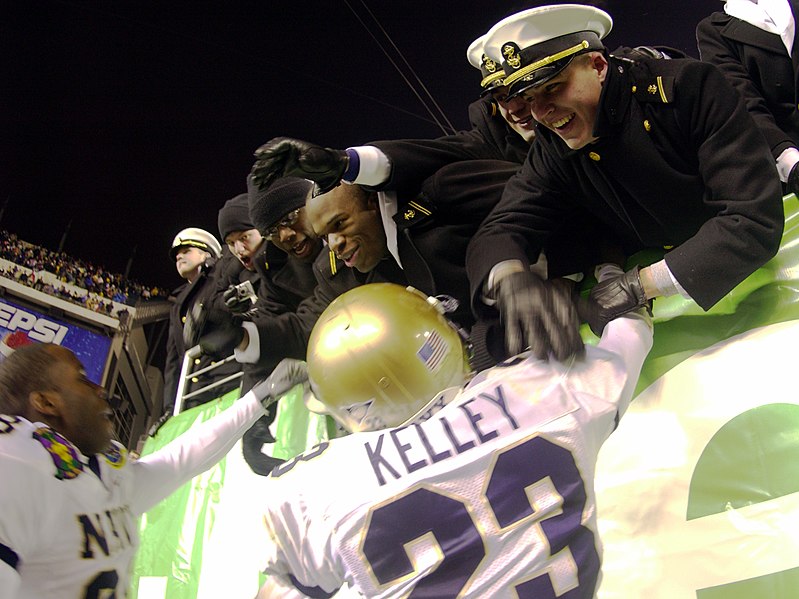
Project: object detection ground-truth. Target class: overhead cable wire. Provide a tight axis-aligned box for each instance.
[343,0,457,135]
[354,0,457,134]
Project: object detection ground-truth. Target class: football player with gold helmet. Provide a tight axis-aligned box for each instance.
[255,271,653,598]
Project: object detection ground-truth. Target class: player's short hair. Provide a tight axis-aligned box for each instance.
[0,343,59,416]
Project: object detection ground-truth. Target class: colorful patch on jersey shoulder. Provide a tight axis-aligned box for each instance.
[102,442,126,469]
[32,426,84,480]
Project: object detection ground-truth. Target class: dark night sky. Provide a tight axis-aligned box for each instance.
[3,0,719,291]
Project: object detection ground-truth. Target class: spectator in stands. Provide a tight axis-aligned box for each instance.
[213,193,266,394]
[0,230,168,312]
[218,193,266,274]
[464,4,782,355]
[203,163,520,380]
[197,178,323,474]
[162,228,242,419]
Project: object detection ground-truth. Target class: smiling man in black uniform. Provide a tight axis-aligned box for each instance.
[463,4,783,352]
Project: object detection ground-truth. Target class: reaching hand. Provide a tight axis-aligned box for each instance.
[250,359,309,410]
[196,307,245,360]
[223,283,256,315]
[495,271,584,361]
[251,137,348,194]
[582,265,651,336]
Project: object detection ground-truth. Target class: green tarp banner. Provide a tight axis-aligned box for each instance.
[595,195,799,598]
[129,386,336,599]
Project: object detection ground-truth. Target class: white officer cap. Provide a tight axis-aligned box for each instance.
[484,4,612,97]
[169,227,222,260]
[466,34,506,95]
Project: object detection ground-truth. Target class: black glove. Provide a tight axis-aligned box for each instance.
[223,282,256,315]
[251,137,349,194]
[182,301,208,349]
[787,161,799,197]
[250,358,309,410]
[495,271,584,361]
[147,411,171,437]
[242,415,284,476]
[582,265,651,336]
[196,307,245,360]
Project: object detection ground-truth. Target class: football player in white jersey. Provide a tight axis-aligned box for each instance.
[0,343,307,599]
[255,269,653,598]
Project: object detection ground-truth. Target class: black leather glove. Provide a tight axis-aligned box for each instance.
[250,358,309,410]
[251,137,349,194]
[583,265,651,336]
[196,307,245,360]
[787,161,799,197]
[242,415,284,476]
[495,271,584,361]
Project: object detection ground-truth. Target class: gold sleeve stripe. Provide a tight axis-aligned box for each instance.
[328,249,337,275]
[408,201,432,216]
[656,76,669,103]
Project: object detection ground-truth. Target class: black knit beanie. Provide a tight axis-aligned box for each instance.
[218,193,254,241]
[247,175,313,233]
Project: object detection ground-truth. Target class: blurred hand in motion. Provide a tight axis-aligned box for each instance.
[250,358,309,410]
[195,306,245,360]
[495,270,584,361]
[251,137,348,194]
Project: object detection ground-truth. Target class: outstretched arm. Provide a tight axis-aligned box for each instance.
[129,360,308,515]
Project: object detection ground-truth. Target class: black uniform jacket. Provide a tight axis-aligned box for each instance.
[697,10,799,159]
[163,261,242,411]
[245,242,319,388]
[253,160,521,367]
[467,55,784,313]
[370,97,529,195]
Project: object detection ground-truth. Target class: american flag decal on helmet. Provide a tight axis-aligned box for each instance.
[417,330,447,372]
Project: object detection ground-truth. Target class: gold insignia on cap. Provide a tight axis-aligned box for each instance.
[481,71,506,89]
[503,44,521,69]
[484,55,497,73]
[503,40,590,88]
[643,119,651,132]
[588,151,601,161]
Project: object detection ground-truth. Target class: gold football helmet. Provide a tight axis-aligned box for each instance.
[307,283,470,433]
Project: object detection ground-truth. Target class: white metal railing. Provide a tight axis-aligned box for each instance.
[172,346,242,415]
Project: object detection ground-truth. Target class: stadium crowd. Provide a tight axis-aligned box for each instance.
[2,0,798,597]
[0,230,169,314]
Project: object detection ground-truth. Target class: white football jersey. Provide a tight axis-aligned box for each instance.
[258,314,652,598]
[0,390,265,599]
